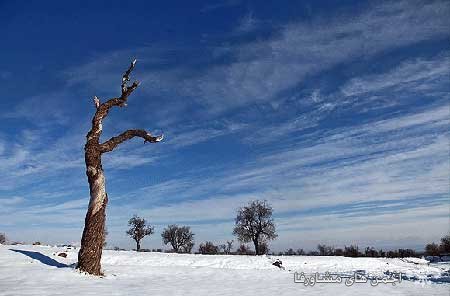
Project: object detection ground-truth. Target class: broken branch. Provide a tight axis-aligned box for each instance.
[99,129,163,153]
[93,96,100,109]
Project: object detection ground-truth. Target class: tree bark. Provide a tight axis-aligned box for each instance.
[136,241,141,252]
[76,60,162,275]
[253,239,259,255]
[77,146,108,275]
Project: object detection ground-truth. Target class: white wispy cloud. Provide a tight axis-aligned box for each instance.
[2,91,79,127]
[177,0,449,113]
[0,196,24,208]
[341,55,450,97]
[0,125,86,191]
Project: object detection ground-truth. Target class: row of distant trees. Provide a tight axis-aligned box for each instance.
[188,236,450,257]
[274,235,450,258]
[125,200,277,254]
[276,245,418,258]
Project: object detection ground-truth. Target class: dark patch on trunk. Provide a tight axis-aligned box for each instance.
[77,192,108,276]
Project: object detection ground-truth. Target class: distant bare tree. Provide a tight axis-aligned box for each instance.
[126,215,154,251]
[77,60,163,275]
[0,233,6,244]
[161,225,194,253]
[233,200,277,255]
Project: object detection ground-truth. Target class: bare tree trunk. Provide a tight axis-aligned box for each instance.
[77,60,163,275]
[253,239,259,255]
[77,147,108,275]
[171,242,179,253]
[136,240,141,252]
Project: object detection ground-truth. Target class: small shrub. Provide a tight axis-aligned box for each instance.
[0,233,6,244]
[236,244,253,255]
[344,245,359,257]
[334,248,344,256]
[317,244,335,256]
[364,247,378,257]
[285,248,296,256]
[386,250,399,258]
[296,248,305,255]
[398,248,415,258]
[199,241,219,255]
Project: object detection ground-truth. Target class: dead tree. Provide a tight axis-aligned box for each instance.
[77,60,163,275]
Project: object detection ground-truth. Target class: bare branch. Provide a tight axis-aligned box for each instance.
[121,58,139,96]
[101,59,140,109]
[100,129,163,153]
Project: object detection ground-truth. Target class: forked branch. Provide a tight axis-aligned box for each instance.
[86,59,144,143]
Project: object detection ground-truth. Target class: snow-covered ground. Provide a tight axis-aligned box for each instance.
[0,244,448,296]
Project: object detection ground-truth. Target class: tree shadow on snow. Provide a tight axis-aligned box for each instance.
[10,249,69,268]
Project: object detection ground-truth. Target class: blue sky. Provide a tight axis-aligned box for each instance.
[0,0,448,251]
